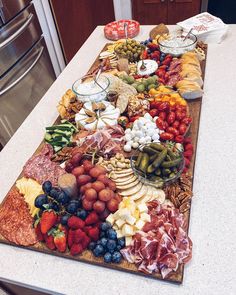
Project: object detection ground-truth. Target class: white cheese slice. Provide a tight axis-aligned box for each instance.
[118,208,131,220]
[125,215,136,226]
[140,213,151,222]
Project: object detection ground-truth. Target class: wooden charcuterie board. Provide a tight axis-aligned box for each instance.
[0,44,207,284]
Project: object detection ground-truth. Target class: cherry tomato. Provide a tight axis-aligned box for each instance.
[167,111,176,125]
[159,111,167,121]
[126,122,133,129]
[159,65,168,70]
[160,132,174,141]
[175,110,186,121]
[184,150,193,159]
[175,135,184,143]
[158,102,170,112]
[166,127,179,136]
[175,104,186,111]
[162,58,172,66]
[150,101,161,109]
[181,117,192,125]
[156,69,165,78]
[184,157,191,167]
[172,120,180,129]
[156,118,168,130]
[149,109,159,117]
[184,143,194,151]
[184,137,192,144]
[179,123,187,135]
[129,115,140,122]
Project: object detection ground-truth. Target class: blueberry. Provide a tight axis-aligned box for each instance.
[88,241,96,250]
[61,214,70,225]
[57,191,70,205]
[77,209,87,220]
[117,237,125,248]
[49,188,59,199]
[99,231,106,238]
[100,238,108,248]
[104,252,112,263]
[100,222,111,232]
[116,245,122,251]
[148,38,153,42]
[49,202,59,212]
[42,181,52,194]
[66,201,79,214]
[93,245,104,257]
[112,251,122,263]
[107,229,117,240]
[107,239,116,252]
[34,194,48,209]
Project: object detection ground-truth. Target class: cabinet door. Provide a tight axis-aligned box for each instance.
[168,0,202,24]
[132,0,168,25]
[50,0,115,63]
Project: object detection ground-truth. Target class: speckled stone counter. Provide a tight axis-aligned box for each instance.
[0,25,236,295]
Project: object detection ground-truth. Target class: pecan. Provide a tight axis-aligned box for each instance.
[179,202,190,213]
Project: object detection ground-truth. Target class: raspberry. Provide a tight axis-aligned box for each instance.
[88,227,99,241]
[85,212,99,225]
[70,243,84,256]
[68,216,85,229]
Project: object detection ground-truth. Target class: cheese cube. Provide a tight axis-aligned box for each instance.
[125,214,136,225]
[135,219,145,230]
[122,224,134,236]
[113,224,119,230]
[140,213,151,222]
[106,214,115,225]
[116,230,123,238]
[119,208,131,220]
[115,219,126,228]
[125,236,133,246]
[137,203,148,213]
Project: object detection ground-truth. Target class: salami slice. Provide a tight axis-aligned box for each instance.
[0,188,38,246]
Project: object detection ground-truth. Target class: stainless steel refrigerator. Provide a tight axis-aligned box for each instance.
[0,0,56,148]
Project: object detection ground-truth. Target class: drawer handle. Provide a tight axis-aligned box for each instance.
[0,46,44,96]
[0,13,33,49]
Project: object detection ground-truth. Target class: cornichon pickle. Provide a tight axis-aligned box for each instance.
[161,157,182,168]
[143,146,158,156]
[162,168,171,176]
[169,172,176,178]
[150,152,160,162]
[149,175,162,181]
[139,153,149,173]
[147,148,167,173]
[154,168,161,176]
[167,149,177,160]
[135,152,143,169]
[149,143,165,151]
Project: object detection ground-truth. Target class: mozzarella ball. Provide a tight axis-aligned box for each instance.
[124,144,132,152]
[132,142,139,149]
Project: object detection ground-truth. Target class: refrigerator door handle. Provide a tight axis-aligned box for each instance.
[0,12,33,49]
[0,46,44,96]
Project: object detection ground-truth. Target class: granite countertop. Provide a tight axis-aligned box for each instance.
[0,25,235,295]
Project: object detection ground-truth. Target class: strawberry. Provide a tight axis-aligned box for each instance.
[68,229,75,248]
[74,229,86,244]
[35,223,44,242]
[68,216,85,229]
[81,234,91,249]
[40,210,57,234]
[43,233,55,250]
[70,243,84,256]
[184,157,191,167]
[58,224,68,239]
[184,150,193,159]
[88,227,99,241]
[85,212,99,225]
[54,231,67,253]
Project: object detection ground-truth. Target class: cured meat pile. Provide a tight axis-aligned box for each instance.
[121,201,192,278]
[166,59,182,87]
[0,188,37,246]
[23,144,66,186]
[78,125,125,157]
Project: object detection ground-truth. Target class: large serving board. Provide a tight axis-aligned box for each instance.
[0,44,207,284]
